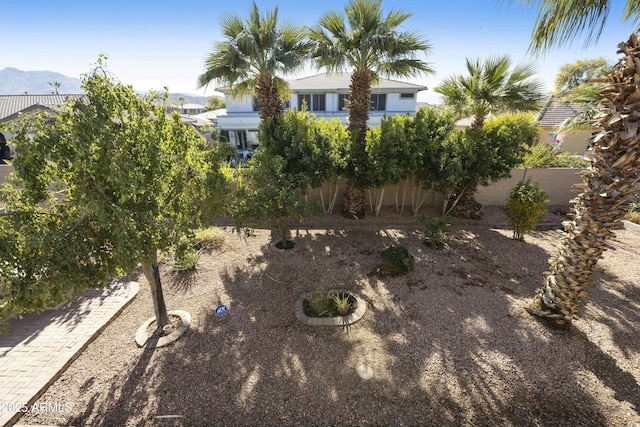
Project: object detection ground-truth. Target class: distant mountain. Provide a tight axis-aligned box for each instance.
[0,67,215,106]
[0,67,83,94]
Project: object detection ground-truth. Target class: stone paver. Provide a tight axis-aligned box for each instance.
[0,281,139,427]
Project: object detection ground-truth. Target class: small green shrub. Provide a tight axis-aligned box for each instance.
[521,143,589,168]
[172,241,201,271]
[625,197,640,224]
[421,215,454,249]
[380,246,415,277]
[506,179,548,241]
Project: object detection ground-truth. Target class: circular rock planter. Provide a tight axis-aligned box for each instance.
[295,290,366,326]
[135,310,191,348]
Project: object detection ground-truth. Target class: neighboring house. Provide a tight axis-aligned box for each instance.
[216,73,427,153]
[536,96,591,154]
[452,96,591,154]
[170,103,206,115]
[0,94,86,164]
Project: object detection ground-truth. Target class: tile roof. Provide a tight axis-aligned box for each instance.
[0,94,85,122]
[536,96,581,127]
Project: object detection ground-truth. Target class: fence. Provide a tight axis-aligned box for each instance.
[309,168,584,211]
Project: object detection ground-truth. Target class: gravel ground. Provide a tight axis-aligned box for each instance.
[17,206,640,427]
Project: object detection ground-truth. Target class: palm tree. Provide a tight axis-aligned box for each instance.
[435,55,545,129]
[515,0,640,53]
[434,55,544,218]
[512,0,640,326]
[309,0,434,218]
[198,2,310,120]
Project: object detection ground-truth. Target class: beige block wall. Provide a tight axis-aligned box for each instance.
[0,165,14,184]
[309,168,583,211]
[475,168,583,206]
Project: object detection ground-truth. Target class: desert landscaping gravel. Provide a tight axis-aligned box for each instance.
[17,207,640,426]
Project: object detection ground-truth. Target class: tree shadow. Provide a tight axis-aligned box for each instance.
[57,219,640,425]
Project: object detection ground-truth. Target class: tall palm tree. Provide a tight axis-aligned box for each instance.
[198,2,310,120]
[434,55,544,218]
[309,0,434,218]
[513,0,640,326]
[435,55,545,129]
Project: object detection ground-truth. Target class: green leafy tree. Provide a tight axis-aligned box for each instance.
[553,58,612,132]
[309,0,433,218]
[0,59,224,333]
[553,57,611,94]
[417,113,537,217]
[205,96,226,111]
[412,107,459,215]
[198,2,310,120]
[229,109,336,247]
[366,114,417,215]
[435,58,543,218]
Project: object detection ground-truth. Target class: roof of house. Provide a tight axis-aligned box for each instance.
[217,72,428,93]
[0,94,85,122]
[536,96,581,127]
[180,103,205,109]
[288,73,427,92]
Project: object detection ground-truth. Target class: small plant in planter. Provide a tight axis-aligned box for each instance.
[332,293,352,316]
[380,246,415,277]
[506,179,548,241]
[303,290,356,318]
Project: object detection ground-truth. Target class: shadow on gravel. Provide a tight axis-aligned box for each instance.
[60,216,640,426]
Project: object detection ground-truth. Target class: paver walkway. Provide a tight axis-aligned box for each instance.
[0,281,139,427]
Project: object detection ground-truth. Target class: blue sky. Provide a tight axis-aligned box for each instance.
[2,0,635,103]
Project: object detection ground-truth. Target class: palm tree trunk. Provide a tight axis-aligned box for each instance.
[343,68,372,219]
[527,33,640,327]
[256,74,283,120]
[141,249,170,332]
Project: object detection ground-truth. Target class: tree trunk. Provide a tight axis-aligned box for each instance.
[527,33,640,327]
[342,68,372,219]
[141,249,170,333]
[343,179,365,219]
[447,187,484,219]
[256,74,283,121]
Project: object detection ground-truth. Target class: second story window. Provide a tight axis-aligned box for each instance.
[298,94,326,112]
[252,97,260,112]
[338,94,348,111]
[370,94,386,111]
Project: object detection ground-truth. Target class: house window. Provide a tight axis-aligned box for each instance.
[338,94,349,111]
[252,97,260,112]
[370,94,386,111]
[400,93,415,99]
[298,94,326,111]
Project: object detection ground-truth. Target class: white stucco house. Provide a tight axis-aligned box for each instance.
[216,73,428,153]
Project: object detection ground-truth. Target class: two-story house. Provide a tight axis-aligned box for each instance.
[216,73,427,154]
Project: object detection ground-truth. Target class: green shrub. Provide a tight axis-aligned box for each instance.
[172,241,201,271]
[380,246,415,277]
[421,215,454,249]
[625,197,640,224]
[506,179,549,241]
[521,143,589,168]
